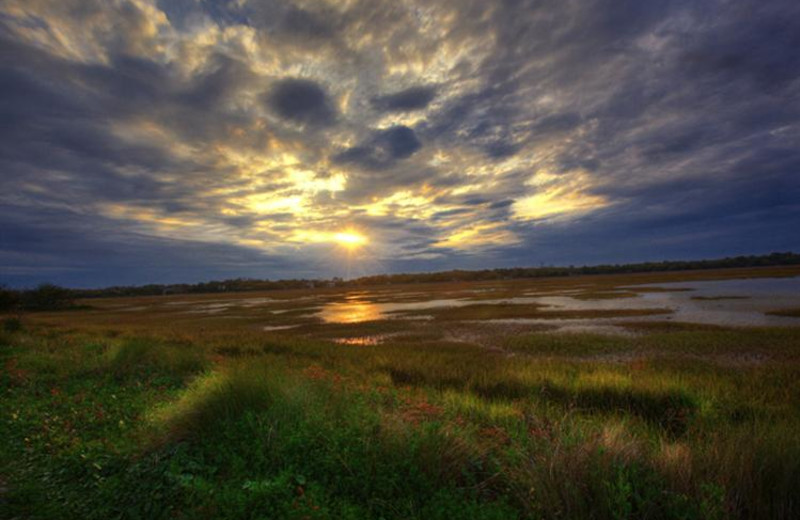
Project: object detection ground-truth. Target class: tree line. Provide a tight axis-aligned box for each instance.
[1,251,798,310]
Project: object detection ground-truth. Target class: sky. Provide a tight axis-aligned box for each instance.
[1,0,799,288]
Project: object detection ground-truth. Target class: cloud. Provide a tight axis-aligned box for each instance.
[372,86,436,111]
[281,6,336,40]
[335,125,421,170]
[265,78,336,126]
[0,0,798,286]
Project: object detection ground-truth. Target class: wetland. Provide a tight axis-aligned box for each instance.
[3,265,800,519]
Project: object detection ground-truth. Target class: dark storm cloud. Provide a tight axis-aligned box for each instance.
[0,49,178,199]
[372,86,437,111]
[484,141,517,159]
[380,126,422,158]
[489,200,514,210]
[679,3,800,93]
[335,126,421,170]
[265,78,335,126]
[178,53,255,108]
[281,5,336,39]
[0,205,304,288]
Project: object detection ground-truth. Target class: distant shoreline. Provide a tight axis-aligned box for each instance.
[5,252,796,300]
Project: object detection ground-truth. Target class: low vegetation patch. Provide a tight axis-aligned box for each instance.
[505,332,633,357]
[4,274,800,519]
[617,321,733,333]
[105,338,208,378]
[538,383,699,437]
[691,295,750,301]
[406,303,673,321]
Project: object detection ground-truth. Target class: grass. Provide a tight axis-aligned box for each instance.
[4,325,799,518]
[105,338,208,378]
[3,267,800,519]
[401,303,673,321]
[691,296,750,301]
[616,321,732,333]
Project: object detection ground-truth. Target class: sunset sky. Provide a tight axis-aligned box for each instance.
[1,0,799,287]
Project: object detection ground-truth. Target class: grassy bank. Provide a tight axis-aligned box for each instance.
[2,317,800,519]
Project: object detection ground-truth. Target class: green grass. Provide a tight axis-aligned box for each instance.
[3,271,800,519]
[105,338,208,378]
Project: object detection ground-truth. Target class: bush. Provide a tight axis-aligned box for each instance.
[0,285,20,312]
[3,316,22,332]
[21,283,76,311]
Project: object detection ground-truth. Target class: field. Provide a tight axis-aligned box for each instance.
[2,266,800,519]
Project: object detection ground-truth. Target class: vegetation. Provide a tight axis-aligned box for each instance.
[2,269,800,519]
[350,251,800,287]
[3,323,800,518]
[0,285,20,312]
[691,296,750,301]
[0,283,78,312]
[5,251,793,299]
[404,303,673,321]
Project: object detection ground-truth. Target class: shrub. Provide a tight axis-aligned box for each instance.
[0,285,20,311]
[21,283,76,311]
[3,316,22,333]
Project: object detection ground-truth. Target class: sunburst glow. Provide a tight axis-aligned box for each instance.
[333,231,367,248]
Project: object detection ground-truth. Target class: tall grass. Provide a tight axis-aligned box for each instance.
[154,363,277,440]
[3,321,800,518]
[146,359,519,519]
[105,338,208,377]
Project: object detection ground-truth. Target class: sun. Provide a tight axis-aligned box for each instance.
[333,230,367,249]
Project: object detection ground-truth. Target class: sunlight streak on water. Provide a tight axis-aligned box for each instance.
[317,301,384,323]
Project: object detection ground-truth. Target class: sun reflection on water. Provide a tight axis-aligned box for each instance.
[317,300,383,323]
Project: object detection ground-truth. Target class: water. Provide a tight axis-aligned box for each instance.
[631,277,800,326]
[315,297,542,323]
[312,276,800,328]
[129,275,800,331]
[262,325,299,331]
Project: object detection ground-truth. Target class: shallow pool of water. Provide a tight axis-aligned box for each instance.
[312,276,800,328]
[629,277,800,326]
[315,297,543,323]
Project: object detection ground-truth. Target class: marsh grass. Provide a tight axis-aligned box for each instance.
[105,338,208,378]
[294,318,433,339]
[407,303,673,321]
[505,332,632,356]
[691,295,750,301]
[153,364,276,441]
[3,267,800,519]
[694,424,800,519]
[538,384,698,437]
[617,321,732,333]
